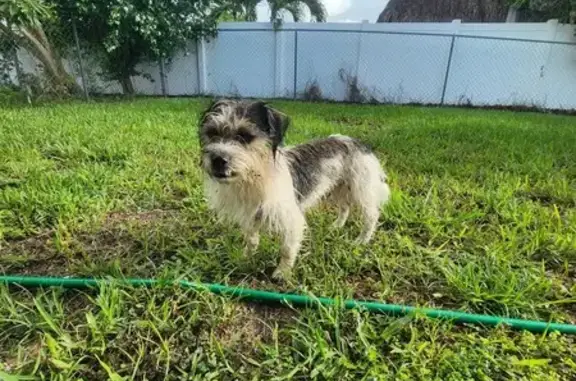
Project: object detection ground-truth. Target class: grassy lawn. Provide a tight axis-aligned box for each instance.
[1,98,575,380]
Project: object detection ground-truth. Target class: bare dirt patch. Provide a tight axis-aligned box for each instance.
[215,302,297,352]
[0,209,185,277]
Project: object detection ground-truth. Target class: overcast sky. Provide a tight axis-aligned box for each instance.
[256,0,388,23]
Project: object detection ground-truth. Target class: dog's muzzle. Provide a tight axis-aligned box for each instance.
[211,155,229,178]
[202,150,237,181]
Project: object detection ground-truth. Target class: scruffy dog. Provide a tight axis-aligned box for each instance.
[199,99,390,279]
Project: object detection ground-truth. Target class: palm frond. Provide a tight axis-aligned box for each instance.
[266,0,326,23]
[283,2,304,21]
[224,0,260,21]
[244,0,260,21]
[299,0,327,21]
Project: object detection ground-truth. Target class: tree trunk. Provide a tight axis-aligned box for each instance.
[120,74,134,95]
[2,24,81,95]
[30,27,81,95]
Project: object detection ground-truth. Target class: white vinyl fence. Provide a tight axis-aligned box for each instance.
[10,20,576,110]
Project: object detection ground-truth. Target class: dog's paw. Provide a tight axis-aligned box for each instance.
[242,246,253,257]
[353,235,371,245]
[271,266,292,281]
[330,219,346,230]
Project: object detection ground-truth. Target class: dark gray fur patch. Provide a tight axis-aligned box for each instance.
[254,207,263,222]
[285,136,372,202]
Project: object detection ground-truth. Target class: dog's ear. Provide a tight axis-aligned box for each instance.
[266,105,290,151]
[247,101,290,153]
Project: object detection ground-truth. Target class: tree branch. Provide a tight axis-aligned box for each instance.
[18,27,63,82]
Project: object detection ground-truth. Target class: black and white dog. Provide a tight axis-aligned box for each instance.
[199,99,390,279]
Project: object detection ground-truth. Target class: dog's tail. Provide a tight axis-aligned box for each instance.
[379,174,391,206]
[372,156,391,207]
[346,148,390,211]
[330,133,391,207]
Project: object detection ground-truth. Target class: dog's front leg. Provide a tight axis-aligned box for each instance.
[242,224,260,257]
[272,211,306,280]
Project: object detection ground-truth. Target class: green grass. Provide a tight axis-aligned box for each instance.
[1,98,576,380]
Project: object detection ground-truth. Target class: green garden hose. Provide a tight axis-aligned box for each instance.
[1,275,575,335]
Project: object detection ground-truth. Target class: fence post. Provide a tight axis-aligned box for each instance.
[71,16,89,101]
[293,30,298,99]
[159,57,167,96]
[196,38,207,95]
[440,35,455,105]
[196,40,201,95]
[11,47,22,86]
[440,19,460,105]
[10,44,31,104]
[354,21,368,93]
[273,28,285,98]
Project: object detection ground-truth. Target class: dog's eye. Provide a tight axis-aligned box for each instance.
[204,128,218,140]
[235,131,254,144]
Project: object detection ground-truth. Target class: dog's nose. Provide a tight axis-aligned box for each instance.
[211,155,228,176]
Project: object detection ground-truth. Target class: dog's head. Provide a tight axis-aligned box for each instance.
[198,99,290,183]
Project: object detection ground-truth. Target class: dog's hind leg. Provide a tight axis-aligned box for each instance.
[349,154,391,244]
[328,184,351,229]
[354,179,390,244]
[272,209,306,280]
[355,205,380,244]
[332,204,350,229]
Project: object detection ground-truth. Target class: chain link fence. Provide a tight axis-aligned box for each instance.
[1,22,575,110]
[0,11,86,103]
[291,29,576,109]
[444,35,570,108]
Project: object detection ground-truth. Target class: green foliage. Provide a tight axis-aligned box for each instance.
[0,0,53,28]
[509,0,576,22]
[0,40,16,86]
[0,0,79,98]
[226,0,260,21]
[229,0,327,24]
[50,0,226,93]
